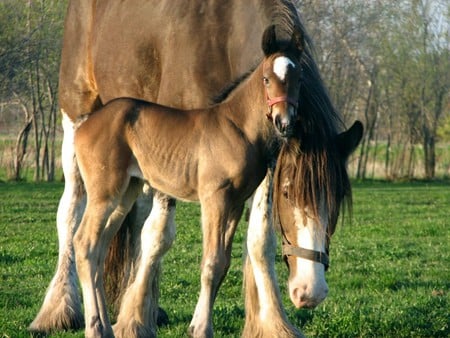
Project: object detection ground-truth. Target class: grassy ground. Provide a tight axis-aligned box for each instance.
[0,180,449,337]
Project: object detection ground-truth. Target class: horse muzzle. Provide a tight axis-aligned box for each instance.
[274,114,295,138]
[266,94,298,138]
[289,275,329,309]
[270,104,297,138]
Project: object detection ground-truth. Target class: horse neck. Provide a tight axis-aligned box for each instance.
[219,64,271,142]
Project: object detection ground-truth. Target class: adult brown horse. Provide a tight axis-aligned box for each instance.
[29,1,355,337]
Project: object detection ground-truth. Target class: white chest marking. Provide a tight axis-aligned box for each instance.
[273,56,295,81]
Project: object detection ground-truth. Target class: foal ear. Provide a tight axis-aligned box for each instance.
[337,120,364,159]
[262,25,304,57]
[262,25,278,56]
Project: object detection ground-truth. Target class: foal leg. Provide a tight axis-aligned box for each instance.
[29,114,85,334]
[113,191,176,338]
[95,179,144,332]
[74,168,140,338]
[243,173,303,338]
[189,199,244,338]
[74,181,141,338]
[75,195,117,338]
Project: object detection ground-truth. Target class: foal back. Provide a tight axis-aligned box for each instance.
[76,98,198,200]
[75,97,268,203]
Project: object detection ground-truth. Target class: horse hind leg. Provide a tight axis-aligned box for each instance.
[92,178,144,333]
[74,178,138,338]
[29,114,85,334]
[74,196,116,338]
[113,191,176,338]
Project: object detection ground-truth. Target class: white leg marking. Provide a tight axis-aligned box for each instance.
[246,175,281,320]
[114,193,175,338]
[29,111,85,333]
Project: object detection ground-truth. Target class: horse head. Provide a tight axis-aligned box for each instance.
[261,25,303,138]
[274,121,363,308]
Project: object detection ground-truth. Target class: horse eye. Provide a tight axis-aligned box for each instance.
[263,77,269,85]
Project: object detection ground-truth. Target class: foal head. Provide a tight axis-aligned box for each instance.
[273,121,363,308]
[261,25,303,138]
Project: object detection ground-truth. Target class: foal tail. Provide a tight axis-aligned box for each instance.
[103,184,154,319]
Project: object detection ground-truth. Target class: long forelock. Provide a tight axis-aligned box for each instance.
[273,134,352,234]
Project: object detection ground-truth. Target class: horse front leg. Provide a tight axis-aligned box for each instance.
[189,198,244,338]
[243,173,304,338]
[29,114,85,334]
[113,191,176,338]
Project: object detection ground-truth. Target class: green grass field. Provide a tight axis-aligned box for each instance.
[0,181,449,337]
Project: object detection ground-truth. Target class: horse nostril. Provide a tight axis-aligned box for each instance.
[274,115,281,130]
[293,286,307,300]
[274,115,288,134]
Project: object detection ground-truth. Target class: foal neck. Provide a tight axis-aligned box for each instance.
[219,63,271,139]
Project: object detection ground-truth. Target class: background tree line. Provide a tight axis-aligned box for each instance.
[0,0,449,181]
[0,0,66,181]
[297,0,450,179]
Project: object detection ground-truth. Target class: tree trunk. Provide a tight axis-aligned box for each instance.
[13,120,32,181]
[423,129,435,179]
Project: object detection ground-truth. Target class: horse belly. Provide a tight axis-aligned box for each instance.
[128,117,201,201]
[138,162,200,203]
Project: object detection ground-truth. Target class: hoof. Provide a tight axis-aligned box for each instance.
[28,304,84,335]
[113,319,156,338]
[157,307,169,326]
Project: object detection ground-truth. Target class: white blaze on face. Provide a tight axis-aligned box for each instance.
[288,206,329,308]
[273,56,296,81]
[294,208,327,253]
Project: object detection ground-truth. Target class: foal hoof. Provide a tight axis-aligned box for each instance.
[157,307,169,326]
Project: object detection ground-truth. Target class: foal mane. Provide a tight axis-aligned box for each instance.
[212,66,258,104]
[214,0,307,106]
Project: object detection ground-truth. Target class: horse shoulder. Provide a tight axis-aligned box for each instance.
[60,1,99,120]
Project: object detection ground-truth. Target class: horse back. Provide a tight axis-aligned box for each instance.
[59,0,276,121]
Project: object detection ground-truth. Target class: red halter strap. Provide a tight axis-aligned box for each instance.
[267,95,298,109]
[265,90,298,120]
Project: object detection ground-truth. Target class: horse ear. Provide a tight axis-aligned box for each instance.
[337,120,364,159]
[262,25,278,56]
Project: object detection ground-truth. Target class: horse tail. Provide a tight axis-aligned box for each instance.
[103,185,153,319]
[103,205,137,318]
